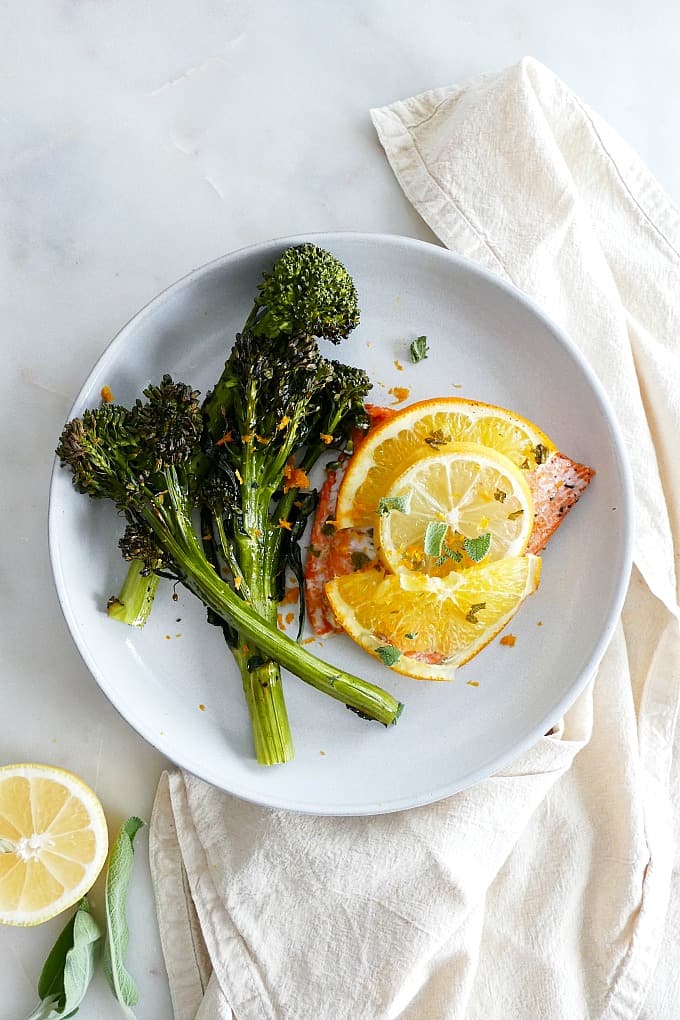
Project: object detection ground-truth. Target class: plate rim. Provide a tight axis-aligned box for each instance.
[48,231,634,815]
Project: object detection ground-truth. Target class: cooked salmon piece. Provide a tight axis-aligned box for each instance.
[526,453,595,554]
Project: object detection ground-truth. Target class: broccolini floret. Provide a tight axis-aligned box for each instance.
[58,245,401,766]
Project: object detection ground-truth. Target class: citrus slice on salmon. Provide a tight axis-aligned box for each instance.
[324,556,542,681]
[377,444,533,576]
[336,397,557,529]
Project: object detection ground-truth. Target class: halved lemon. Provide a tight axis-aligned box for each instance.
[0,764,108,926]
[336,397,556,528]
[325,555,541,681]
[378,443,533,576]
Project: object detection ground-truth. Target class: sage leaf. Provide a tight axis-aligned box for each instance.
[463,533,491,563]
[103,817,145,1018]
[375,644,402,666]
[377,490,413,516]
[409,335,429,363]
[26,897,102,1020]
[424,521,448,558]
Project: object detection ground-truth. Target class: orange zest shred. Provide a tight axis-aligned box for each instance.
[277,416,291,431]
[198,703,206,711]
[394,360,404,371]
[500,634,517,647]
[234,576,242,590]
[242,433,254,444]
[388,386,410,405]
[235,468,243,484]
[320,433,333,445]
[215,430,233,446]
[255,434,270,445]
[467,680,480,687]
[283,457,311,493]
[278,519,292,531]
[100,385,114,403]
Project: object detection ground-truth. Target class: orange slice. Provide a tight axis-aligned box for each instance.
[336,397,556,529]
[325,555,541,681]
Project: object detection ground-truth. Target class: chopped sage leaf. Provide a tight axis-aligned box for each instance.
[350,551,371,570]
[424,521,448,557]
[424,429,451,448]
[534,443,549,465]
[404,632,418,640]
[409,335,429,363]
[378,490,413,517]
[494,488,507,503]
[507,509,525,521]
[466,602,487,624]
[521,458,530,470]
[375,644,402,666]
[463,533,491,562]
[321,520,336,536]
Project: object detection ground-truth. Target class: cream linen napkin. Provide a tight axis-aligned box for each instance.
[149,58,680,1020]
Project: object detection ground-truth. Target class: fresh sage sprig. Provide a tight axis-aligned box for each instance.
[103,817,145,1019]
[24,898,102,1020]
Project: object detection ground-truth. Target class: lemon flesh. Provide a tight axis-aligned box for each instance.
[378,443,533,577]
[0,764,108,926]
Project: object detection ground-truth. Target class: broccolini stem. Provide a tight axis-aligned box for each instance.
[107,559,160,627]
[141,503,403,726]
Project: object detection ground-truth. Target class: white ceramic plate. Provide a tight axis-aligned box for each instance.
[49,233,633,815]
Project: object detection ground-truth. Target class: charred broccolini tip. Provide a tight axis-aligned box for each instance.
[244,242,360,343]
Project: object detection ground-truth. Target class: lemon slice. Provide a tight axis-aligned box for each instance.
[377,443,533,576]
[336,397,556,528]
[0,764,108,926]
[325,556,541,681]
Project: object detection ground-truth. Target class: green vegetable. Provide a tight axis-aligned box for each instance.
[377,491,413,517]
[463,533,491,563]
[533,443,549,465]
[375,644,402,666]
[56,245,404,766]
[106,559,159,627]
[465,602,487,624]
[423,521,448,557]
[409,335,429,363]
[25,898,102,1019]
[103,817,144,1019]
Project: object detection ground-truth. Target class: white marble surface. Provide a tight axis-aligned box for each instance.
[1,2,678,1017]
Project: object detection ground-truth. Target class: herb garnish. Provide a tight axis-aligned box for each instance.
[534,443,549,465]
[466,602,487,624]
[463,533,491,562]
[424,521,448,558]
[378,490,413,516]
[350,551,371,570]
[409,336,429,363]
[375,645,402,666]
[424,429,451,448]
